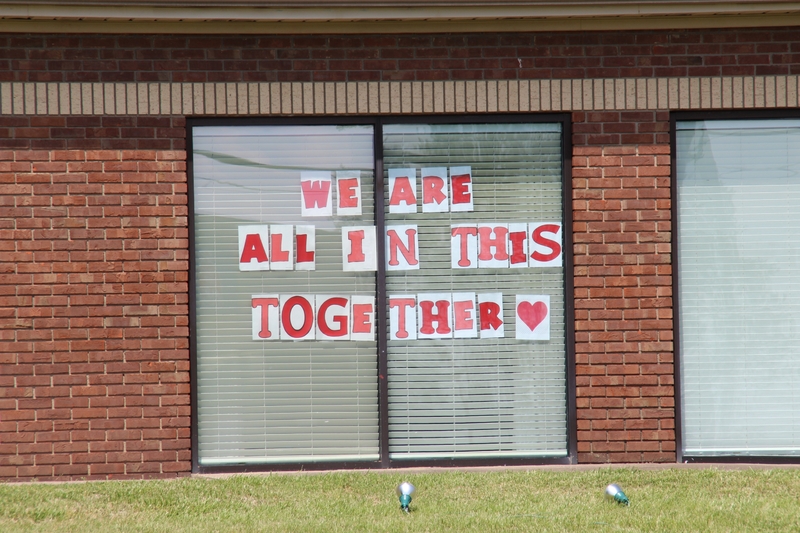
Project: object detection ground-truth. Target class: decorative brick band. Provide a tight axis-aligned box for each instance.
[2,76,800,116]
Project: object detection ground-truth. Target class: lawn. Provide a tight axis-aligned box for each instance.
[1,467,799,532]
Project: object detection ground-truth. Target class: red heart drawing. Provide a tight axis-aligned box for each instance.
[517,301,548,331]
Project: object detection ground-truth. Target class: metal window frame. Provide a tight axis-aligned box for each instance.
[187,113,576,473]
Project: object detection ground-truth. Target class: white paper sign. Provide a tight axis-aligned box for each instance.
[449,165,473,212]
[295,225,316,271]
[478,292,504,339]
[508,223,529,269]
[279,294,316,341]
[336,170,362,216]
[300,171,333,217]
[478,223,509,269]
[451,224,478,269]
[251,294,280,340]
[316,295,350,341]
[238,225,270,271]
[515,295,550,340]
[350,295,376,342]
[386,225,420,271]
[421,167,449,213]
[452,292,478,339]
[417,293,453,339]
[529,222,563,267]
[342,226,377,272]
[389,295,417,341]
[269,224,294,271]
[388,168,417,213]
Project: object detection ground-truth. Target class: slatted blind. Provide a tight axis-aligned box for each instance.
[383,123,568,459]
[677,119,800,456]
[192,125,379,465]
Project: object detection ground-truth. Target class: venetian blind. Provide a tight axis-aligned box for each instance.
[383,123,568,459]
[192,125,379,465]
[677,119,800,456]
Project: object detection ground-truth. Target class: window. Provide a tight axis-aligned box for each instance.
[190,117,573,469]
[191,125,379,465]
[383,123,568,459]
[676,116,800,457]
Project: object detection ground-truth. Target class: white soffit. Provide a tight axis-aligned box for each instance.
[1,1,800,32]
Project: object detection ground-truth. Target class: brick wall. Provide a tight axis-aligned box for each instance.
[2,29,799,83]
[1,116,186,151]
[2,27,800,479]
[0,148,190,480]
[572,111,674,462]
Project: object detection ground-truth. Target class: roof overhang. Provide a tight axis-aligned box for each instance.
[2,0,800,33]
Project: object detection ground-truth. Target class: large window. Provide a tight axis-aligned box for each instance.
[190,117,573,468]
[192,125,379,465]
[383,124,568,459]
[676,117,800,457]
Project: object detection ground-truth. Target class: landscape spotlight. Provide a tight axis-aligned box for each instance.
[604,483,630,506]
[396,482,415,513]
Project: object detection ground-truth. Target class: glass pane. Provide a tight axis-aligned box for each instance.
[383,123,568,459]
[677,119,800,456]
[192,125,379,465]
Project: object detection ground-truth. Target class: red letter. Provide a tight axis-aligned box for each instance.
[387,227,419,267]
[389,297,416,339]
[419,300,452,335]
[346,229,366,263]
[240,233,268,264]
[351,303,372,334]
[451,226,478,267]
[509,230,527,265]
[338,178,359,208]
[422,176,447,206]
[478,226,509,261]
[271,233,290,263]
[296,233,315,263]
[317,297,348,338]
[451,174,471,206]
[252,297,279,339]
[281,296,314,339]
[531,224,562,263]
[300,179,331,209]
[389,176,416,207]
[454,300,474,331]
[479,301,503,331]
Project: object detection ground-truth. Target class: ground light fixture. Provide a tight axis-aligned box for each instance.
[605,483,630,506]
[396,482,415,513]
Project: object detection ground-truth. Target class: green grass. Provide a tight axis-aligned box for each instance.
[1,468,800,532]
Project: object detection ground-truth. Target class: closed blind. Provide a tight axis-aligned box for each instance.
[677,119,800,456]
[383,123,568,459]
[192,125,379,465]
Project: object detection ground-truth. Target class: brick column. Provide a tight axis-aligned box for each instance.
[572,111,676,463]
[0,149,191,480]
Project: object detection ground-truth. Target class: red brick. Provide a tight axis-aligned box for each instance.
[17,465,53,477]
[90,463,125,475]
[54,464,90,476]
